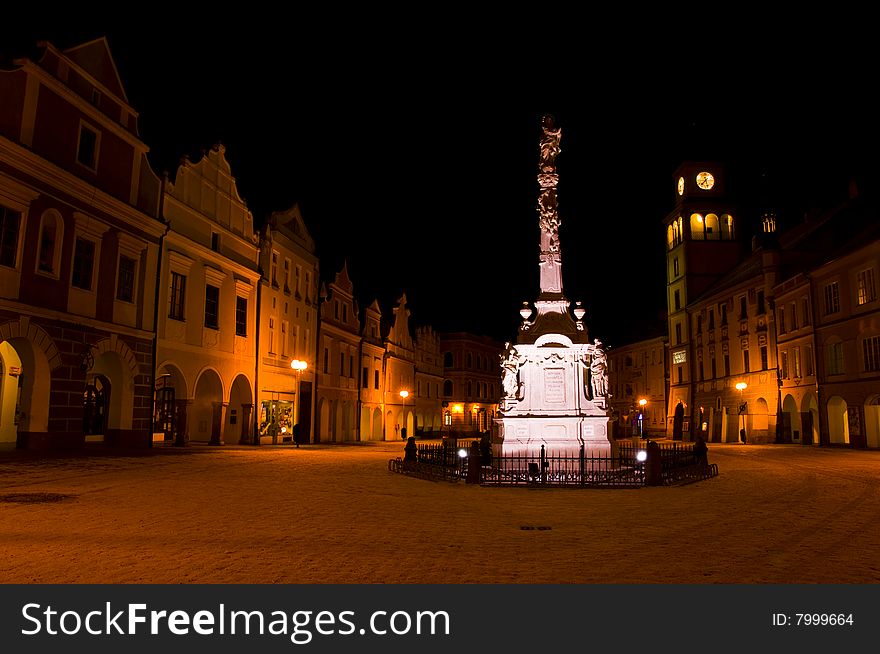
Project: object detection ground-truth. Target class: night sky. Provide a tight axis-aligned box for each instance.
[3,21,875,347]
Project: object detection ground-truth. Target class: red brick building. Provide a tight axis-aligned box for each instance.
[0,38,165,448]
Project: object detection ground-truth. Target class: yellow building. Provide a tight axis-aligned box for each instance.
[155,145,260,445]
[256,203,318,444]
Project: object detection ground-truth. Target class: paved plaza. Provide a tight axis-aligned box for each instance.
[1,441,879,583]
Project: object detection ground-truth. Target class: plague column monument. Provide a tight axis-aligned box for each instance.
[496,116,611,456]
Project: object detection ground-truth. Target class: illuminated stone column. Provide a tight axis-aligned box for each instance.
[209,401,228,445]
[174,399,191,447]
[239,403,253,444]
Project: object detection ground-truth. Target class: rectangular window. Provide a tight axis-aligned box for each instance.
[708,309,715,330]
[295,265,302,296]
[362,367,369,388]
[374,369,380,389]
[305,272,311,302]
[724,354,730,377]
[334,300,339,319]
[780,351,789,379]
[323,347,329,373]
[827,342,845,375]
[790,303,798,330]
[211,232,219,252]
[673,257,679,277]
[343,304,348,323]
[857,269,876,305]
[757,290,765,314]
[268,318,276,353]
[696,315,702,334]
[739,296,747,320]
[676,366,682,384]
[743,349,750,373]
[805,346,813,376]
[283,259,290,292]
[674,289,681,311]
[281,320,288,356]
[675,322,682,345]
[71,237,95,289]
[824,282,840,315]
[711,356,717,379]
[720,302,727,325]
[863,336,880,372]
[116,255,136,302]
[234,297,247,336]
[760,346,768,370]
[0,206,21,268]
[698,358,704,381]
[802,299,811,326]
[76,124,99,169]
[349,355,354,378]
[340,352,345,375]
[169,272,186,320]
[271,252,278,286]
[793,346,802,378]
[204,284,219,329]
[777,308,786,334]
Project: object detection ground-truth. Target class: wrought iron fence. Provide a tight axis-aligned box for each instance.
[390,440,719,487]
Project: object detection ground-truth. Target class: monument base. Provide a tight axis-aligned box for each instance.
[497,415,611,457]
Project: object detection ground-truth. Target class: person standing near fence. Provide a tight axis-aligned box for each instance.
[694,435,708,468]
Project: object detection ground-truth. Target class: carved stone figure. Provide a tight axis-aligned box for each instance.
[590,340,608,398]
[538,114,562,173]
[501,343,523,398]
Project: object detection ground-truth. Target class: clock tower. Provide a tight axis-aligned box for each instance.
[665,162,742,438]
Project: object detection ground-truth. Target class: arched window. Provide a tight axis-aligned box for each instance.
[667,224,674,250]
[721,214,734,240]
[443,379,453,396]
[443,352,453,368]
[466,352,472,368]
[690,213,705,239]
[704,213,720,240]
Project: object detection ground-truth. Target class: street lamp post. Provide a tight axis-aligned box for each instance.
[399,390,410,440]
[736,382,747,444]
[638,398,647,439]
[291,359,308,447]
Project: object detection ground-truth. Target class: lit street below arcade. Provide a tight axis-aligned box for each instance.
[1,442,878,584]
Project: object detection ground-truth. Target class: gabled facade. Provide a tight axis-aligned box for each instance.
[357,299,385,440]
[155,144,260,445]
[257,203,318,444]
[316,264,360,442]
[0,38,165,449]
[383,294,416,439]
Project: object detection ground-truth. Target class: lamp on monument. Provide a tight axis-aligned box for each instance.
[573,301,586,321]
[520,302,533,321]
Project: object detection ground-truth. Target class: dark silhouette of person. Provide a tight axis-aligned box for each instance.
[694,435,708,468]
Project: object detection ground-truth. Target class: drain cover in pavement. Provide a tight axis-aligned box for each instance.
[520,526,552,531]
[0,493,73,504]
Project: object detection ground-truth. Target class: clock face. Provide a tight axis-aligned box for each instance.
[677,176,684,195]
[696,171,715,190]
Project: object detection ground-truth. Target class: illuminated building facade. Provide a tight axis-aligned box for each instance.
[0,38,164,449]
[155,144,260,445]
[257,204,318,444]
[357,299,385,440]
[414,326,443,436]
[382,295,416,440]
[664,162,742,439]
[607,336,667,438]
[785,218,880,447]
[316,264,360,442]
[440,332,503,435]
